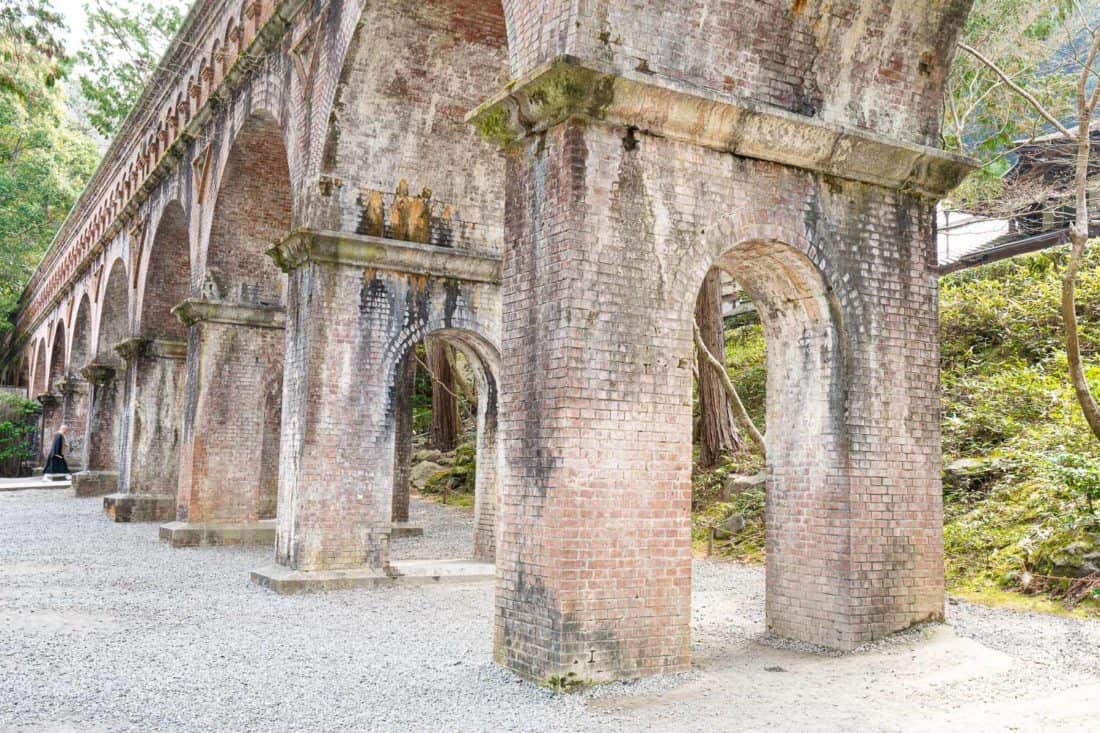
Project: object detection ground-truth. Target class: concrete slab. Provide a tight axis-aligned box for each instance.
[250,559,495,594]
[0,477,71,492]
[103,493,174,523]
[160,519,276,547]
[71,471,119,497]
[390,522,424,539]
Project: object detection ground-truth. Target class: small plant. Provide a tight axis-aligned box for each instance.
[543,672,586,694]
[1049,451,1100,521]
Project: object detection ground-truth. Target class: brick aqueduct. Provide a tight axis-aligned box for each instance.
[4,0,978,682]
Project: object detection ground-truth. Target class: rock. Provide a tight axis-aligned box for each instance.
[712,513,746,540]
[722,472,765,500]
[412,449,443,464]
[943,457,1001,497]
[410,461,445,490]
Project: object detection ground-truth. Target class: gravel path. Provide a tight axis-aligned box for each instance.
[1,489,1097,732]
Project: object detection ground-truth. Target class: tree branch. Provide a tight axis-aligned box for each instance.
[958,41,1074,139]
[692,320,766,456]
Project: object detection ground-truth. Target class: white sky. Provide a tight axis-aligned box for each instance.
[51,0,89,49]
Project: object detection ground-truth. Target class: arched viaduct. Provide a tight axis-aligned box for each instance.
[4,0,977,684]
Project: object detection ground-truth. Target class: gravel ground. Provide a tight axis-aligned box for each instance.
[1,489,1098,732]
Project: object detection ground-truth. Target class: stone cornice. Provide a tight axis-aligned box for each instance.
[114,337,188,362]
[468,56,977,199]
[172,299,287,330]
[269,229,502,285]
[81,363,117,386]
[36,392,59,407]
[54,376,87,396]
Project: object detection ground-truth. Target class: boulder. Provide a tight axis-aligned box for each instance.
[712,513,746,540]
[410,461,445,490]
[412,449,444,465]
[722,472,765,500]
[943,457,1001,497]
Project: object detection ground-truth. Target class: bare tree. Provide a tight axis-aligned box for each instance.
[960,22,1100,439]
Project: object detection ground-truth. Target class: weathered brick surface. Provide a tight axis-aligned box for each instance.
[494,118,945,680]
[276,255,500,572]
[176,318,284,523]
[5,0,972,687]
[501,0,973,146]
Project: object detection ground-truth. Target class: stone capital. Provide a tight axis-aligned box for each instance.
[36,392,59,408]
[80,363,116,386]
[53,376,87,397]
[172,298,286,330]
[114,337,151,363]
[268,229,502,284]
[467,56,977,199]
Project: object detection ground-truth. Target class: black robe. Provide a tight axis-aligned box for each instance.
[43,433,68,475]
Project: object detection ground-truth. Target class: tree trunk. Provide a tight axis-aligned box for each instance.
[427,338,461,451]
[695,268,743,467]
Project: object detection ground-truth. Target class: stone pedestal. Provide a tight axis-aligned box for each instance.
[159,519,277,547]
[172,299,284,527]
[251,559,494,595]
[72,471,120,497]
[103,492,175,522]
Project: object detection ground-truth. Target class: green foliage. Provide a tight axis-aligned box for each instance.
[77,0,187,138]
[0,392,39,476]
[0,0,69,97]
[424,441,476,499]
[723,322,766,429]
[1049,451,1100,515]
[542,672,586,694]
[941,246,1100,599]
[0,1,98,328]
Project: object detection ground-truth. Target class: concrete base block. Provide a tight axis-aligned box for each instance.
[103,493,175,523]
[71,471,119,497]
[250,559,495,595]
[391,522,424,539]
[160,519,276,547]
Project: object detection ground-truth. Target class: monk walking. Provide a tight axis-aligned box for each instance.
[43,425,70,479]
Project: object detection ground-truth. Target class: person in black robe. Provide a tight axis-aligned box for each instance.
[43,425,70,478]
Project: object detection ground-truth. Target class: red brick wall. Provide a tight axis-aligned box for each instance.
[495,119,944,681]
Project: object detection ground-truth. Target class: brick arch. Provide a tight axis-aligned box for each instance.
[137,200,191,340]
[204,110,292,305]
[94,258,130,366]
[689,210,861,645]
[31,339,46,396]
[47,320,67,389]
[69,293,92,373]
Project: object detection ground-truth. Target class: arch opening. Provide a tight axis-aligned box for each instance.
[389,327,502,565]
[174,110,292,529]
[689,236,847,643]
[95,259,131,367]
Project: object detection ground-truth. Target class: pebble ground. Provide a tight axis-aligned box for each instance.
[2,489,1097,732]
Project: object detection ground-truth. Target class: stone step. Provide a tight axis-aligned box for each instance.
[249,559,496,594]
